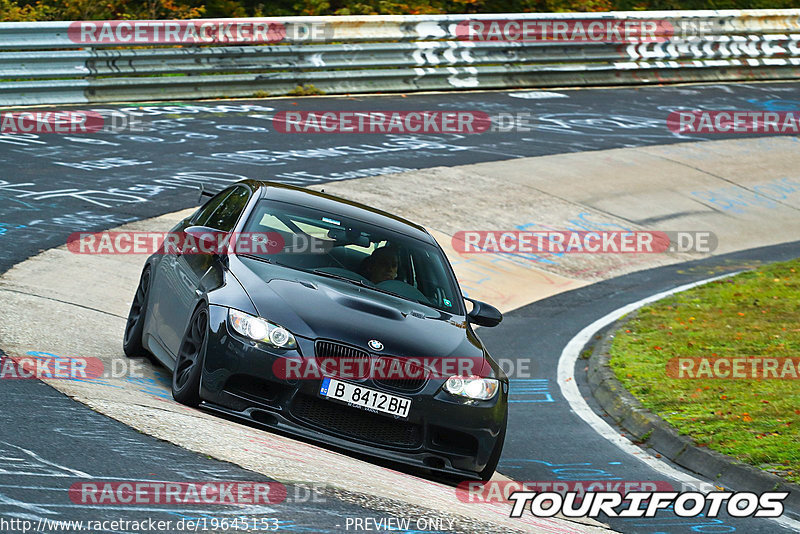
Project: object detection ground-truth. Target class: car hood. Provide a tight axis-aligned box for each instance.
[233,256,485,365]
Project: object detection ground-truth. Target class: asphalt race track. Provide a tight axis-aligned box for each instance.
[3,81,799,271]
[481,241,800,534]
[2,81,800,533]
[0,379,416,533]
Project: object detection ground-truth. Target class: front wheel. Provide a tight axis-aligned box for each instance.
[123,266,151,358]
[172,304,208,407]
[478,419,507,481]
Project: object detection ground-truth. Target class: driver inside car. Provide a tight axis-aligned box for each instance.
[361,245,398,285]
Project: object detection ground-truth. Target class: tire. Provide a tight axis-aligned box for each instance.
[171,303,208,407]
[123,266,151,358]
[478,417,507,481]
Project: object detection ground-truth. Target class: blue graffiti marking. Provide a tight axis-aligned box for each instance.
[745,99,800,111]
[0,222,25,236]
[510,379,554,403]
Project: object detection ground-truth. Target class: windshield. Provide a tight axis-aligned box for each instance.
[240,199,462,314]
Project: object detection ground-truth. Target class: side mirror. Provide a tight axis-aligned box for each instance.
[464,297,503,327]
[183,226,228,257]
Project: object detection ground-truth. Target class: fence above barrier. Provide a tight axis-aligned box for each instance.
[0,10,799,105]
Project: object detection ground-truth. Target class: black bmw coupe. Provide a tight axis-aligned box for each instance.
[124,180,508,480]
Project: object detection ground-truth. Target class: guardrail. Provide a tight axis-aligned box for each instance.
[1,10,799,106]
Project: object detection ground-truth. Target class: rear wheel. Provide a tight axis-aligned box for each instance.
[172,304,208,407]
[123,266,151,358]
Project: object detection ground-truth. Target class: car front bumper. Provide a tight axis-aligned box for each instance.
[199,305,508,477]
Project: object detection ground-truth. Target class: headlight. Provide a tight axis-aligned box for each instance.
[444,375,499,400]
[228,309,297,349]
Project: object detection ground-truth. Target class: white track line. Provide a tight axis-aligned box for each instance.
[556,272,800,532]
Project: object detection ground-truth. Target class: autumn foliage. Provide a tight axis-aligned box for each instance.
[1,0,796,22]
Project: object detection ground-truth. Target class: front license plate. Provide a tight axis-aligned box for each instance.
[320,378,411,418]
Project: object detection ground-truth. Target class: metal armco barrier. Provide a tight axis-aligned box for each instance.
[0,10,799,106]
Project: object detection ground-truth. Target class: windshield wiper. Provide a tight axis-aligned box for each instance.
[311,269,373,289]
[239,253,274,264]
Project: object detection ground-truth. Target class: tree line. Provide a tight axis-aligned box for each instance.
[1,0,792,22]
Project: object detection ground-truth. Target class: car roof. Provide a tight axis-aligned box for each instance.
[243,180,434,243]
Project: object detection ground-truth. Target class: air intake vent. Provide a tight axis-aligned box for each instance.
[291,394,422,448]
[315,340,371,379]
[373,357,427,393]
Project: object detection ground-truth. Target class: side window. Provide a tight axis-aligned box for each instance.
[193,188,234,226]
[204,186,251,232]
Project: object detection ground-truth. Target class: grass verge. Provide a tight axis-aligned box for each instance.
[609,258,800,484]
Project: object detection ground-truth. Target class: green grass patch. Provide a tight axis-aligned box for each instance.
[609,258,800,484]
[286,84,325,96]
